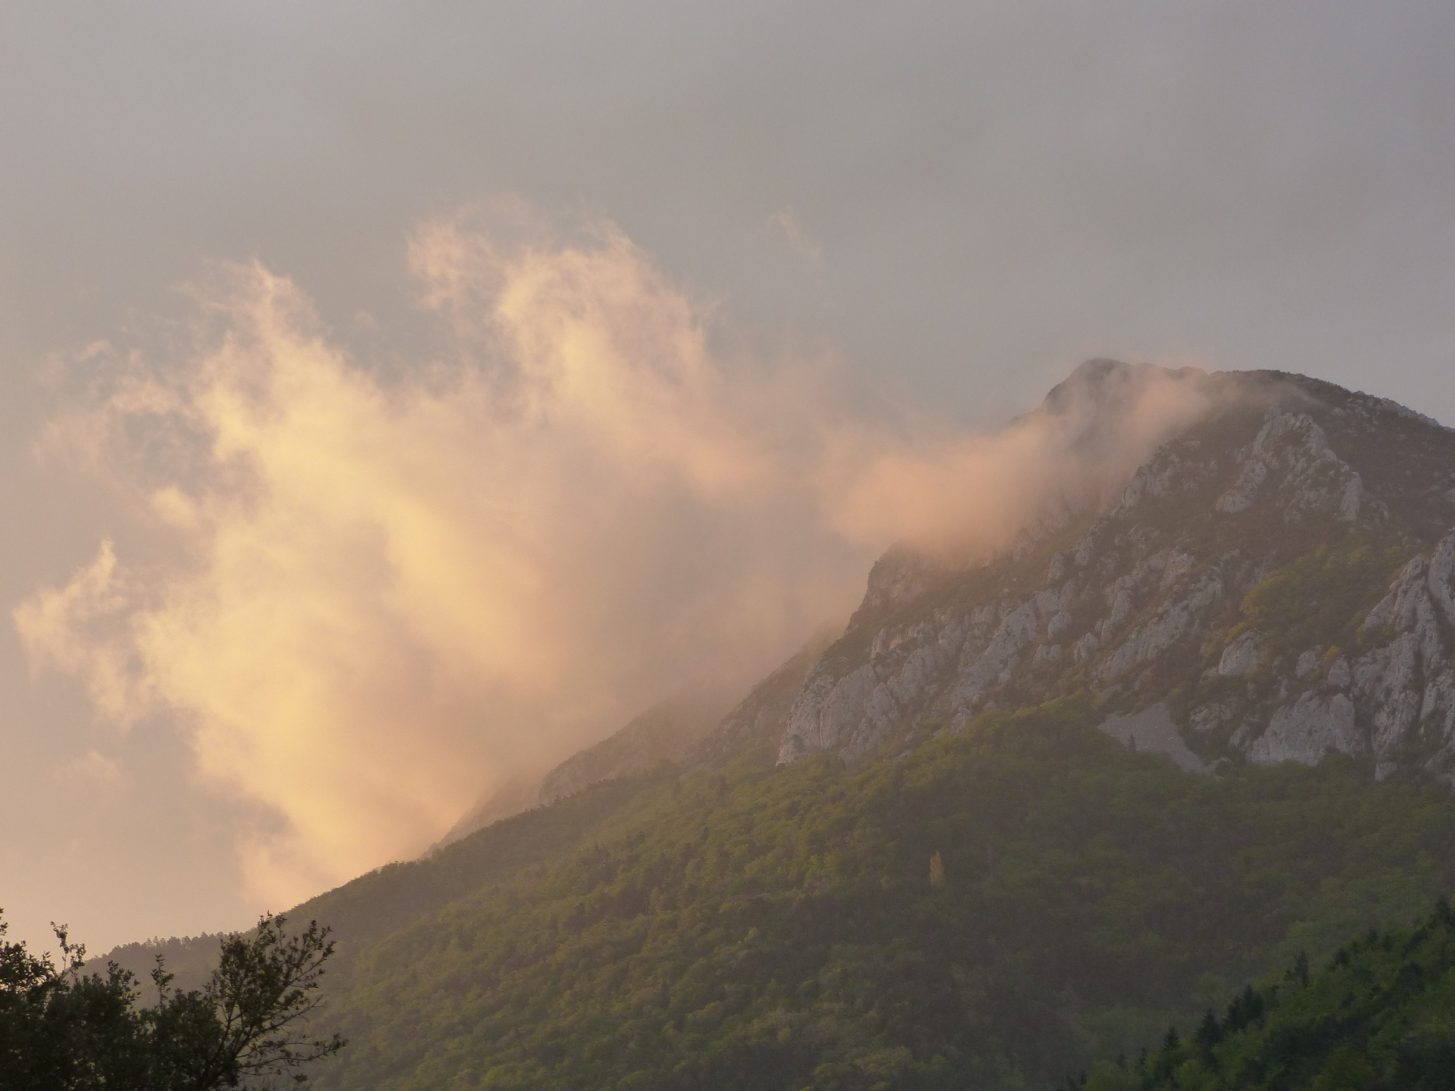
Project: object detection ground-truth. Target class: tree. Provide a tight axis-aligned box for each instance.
[928,850,945,888]
[1193,1008,1222,1060]
[0,909,344,1090]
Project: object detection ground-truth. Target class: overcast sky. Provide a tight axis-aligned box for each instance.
[3,2,1453,951]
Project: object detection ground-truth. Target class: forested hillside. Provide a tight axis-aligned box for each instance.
[1072,900,1455,1091]
[275,700,1455,1089]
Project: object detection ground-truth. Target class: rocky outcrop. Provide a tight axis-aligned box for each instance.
[1097,703,1206,772]
[689,630,836,766]
[1349,541,1455,778]
[1213,411,1364,523]
[437,361,1455,850]
[774,362,1455,785]
[1248,693,1361,766]
[1218,631,1262,677]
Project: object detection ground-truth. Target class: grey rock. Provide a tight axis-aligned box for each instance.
[1295,649,1320,678]
[1096,569,1223,682]
[771,362,1455,786]
[1097,703,1206,772]
[1250,693,1362,765]
[1218,631,1262,677]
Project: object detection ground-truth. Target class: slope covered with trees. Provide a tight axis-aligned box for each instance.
[276,699,1455,1089]
[1073,899,1455,1091]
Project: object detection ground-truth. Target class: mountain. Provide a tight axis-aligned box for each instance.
[100,362,1455,1089]
[305,706,1455,1090]
[775,362,1455,782]
[448,360,1455,845]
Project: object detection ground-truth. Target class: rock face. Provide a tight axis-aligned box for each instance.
[687,631,835,767]
[442,361,1455,843]
[1096,703,1206,772]
[774,362,1455,784]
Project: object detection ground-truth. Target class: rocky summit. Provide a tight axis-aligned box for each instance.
[765,361,1455,783]
[451,360,1455,830]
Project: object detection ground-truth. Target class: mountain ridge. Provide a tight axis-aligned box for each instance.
[94,359,1455,1089]
[434,361,1455,856]
[770,362,1455,784]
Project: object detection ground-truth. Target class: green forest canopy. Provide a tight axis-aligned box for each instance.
[244,699,1455,1090]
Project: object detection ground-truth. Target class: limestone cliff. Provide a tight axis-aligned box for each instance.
[772,362,1455,783]
[445,361,1455,842]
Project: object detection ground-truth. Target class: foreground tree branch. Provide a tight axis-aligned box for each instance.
[0,909,344,1090]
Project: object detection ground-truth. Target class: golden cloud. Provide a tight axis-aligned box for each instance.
[15,211,1218,908]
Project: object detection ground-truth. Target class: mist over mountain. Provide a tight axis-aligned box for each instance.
[776,360,1455,781]
[99,360,1455,1089]
[447,360,1455,837]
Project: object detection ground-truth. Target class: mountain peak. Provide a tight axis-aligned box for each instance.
[775,364,1455,781]
[1041,358,1204,416]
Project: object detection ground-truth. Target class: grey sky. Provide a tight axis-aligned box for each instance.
[2,2,1453,950]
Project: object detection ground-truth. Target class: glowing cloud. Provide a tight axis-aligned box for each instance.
[15,212,1220,908]
[15,217,866,904]
[828,361,1219,557]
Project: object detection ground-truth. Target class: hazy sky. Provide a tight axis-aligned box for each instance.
[3,2,1453,951]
